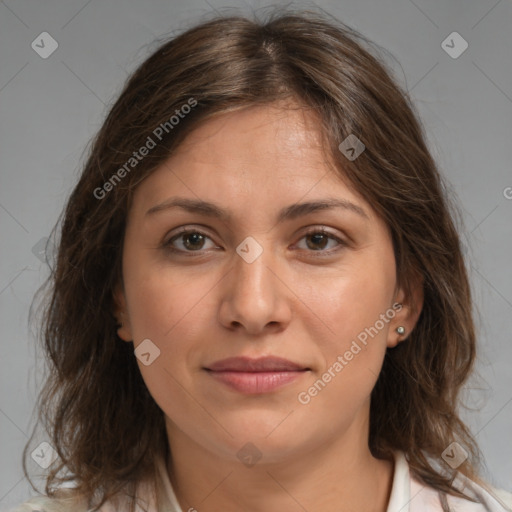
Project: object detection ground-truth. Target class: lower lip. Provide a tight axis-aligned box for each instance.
[206,370,307,394]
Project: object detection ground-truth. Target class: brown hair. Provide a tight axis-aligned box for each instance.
[24,7,484,511]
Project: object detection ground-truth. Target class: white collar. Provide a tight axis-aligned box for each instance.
[386,450,412,512]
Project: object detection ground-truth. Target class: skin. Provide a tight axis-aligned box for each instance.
[114,100,423,512]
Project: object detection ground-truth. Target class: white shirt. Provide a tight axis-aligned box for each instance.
[9,451,512,512]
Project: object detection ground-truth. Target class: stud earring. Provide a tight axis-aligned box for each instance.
[396,326,405,335]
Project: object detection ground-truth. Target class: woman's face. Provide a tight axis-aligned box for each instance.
[116,101,420,465]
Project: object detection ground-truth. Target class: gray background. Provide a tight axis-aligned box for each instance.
[1,0,511,509]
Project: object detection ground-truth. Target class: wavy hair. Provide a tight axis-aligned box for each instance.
[24,8,483,512]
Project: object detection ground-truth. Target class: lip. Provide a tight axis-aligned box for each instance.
[205,356,309,372]
[204,356,310,394]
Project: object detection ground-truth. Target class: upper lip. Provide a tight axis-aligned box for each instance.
[205,356,309,372]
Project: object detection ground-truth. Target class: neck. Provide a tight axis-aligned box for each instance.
[164,420,394,512]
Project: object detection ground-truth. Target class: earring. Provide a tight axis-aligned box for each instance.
[396,326,405,335]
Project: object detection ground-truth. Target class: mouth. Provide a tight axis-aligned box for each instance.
[203,356,311,394]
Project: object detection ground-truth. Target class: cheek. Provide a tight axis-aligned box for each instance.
[123,265,221,394]
[303,259,395,344]
[124,262,218,342]
[124,269,217,430]
[296,255,396,399]
[294,282,392,422]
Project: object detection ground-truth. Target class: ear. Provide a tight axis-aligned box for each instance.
[387,270,424,349]
[113,283,133,342]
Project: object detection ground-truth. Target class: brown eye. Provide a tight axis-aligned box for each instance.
[296,228,346,253]
[165,230,216,253]
[305,233,329,250]
[181,232,206,250]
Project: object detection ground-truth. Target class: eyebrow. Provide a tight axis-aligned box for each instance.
[146,197,369,222]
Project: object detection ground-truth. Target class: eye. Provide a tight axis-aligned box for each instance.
[295,228,346,253]
[164,229,217,253]
[163,226,346,256]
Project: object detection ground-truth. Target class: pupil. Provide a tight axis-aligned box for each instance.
[184,233,203,249]
[308,233,327,250]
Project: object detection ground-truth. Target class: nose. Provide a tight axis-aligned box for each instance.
[217,242,292,336]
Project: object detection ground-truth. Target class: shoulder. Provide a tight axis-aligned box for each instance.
[7,488,118,512]
[409,471,512,512]
[391,451,512,512]
[7,475,161,512]
[7,497,90,512]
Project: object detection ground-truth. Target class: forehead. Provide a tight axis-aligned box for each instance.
[174,101,329,175]
[129,101,375,224]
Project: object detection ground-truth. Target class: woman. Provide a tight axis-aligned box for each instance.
[12,9,512,512]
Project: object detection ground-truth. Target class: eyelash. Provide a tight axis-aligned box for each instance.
[162,226,347,257]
